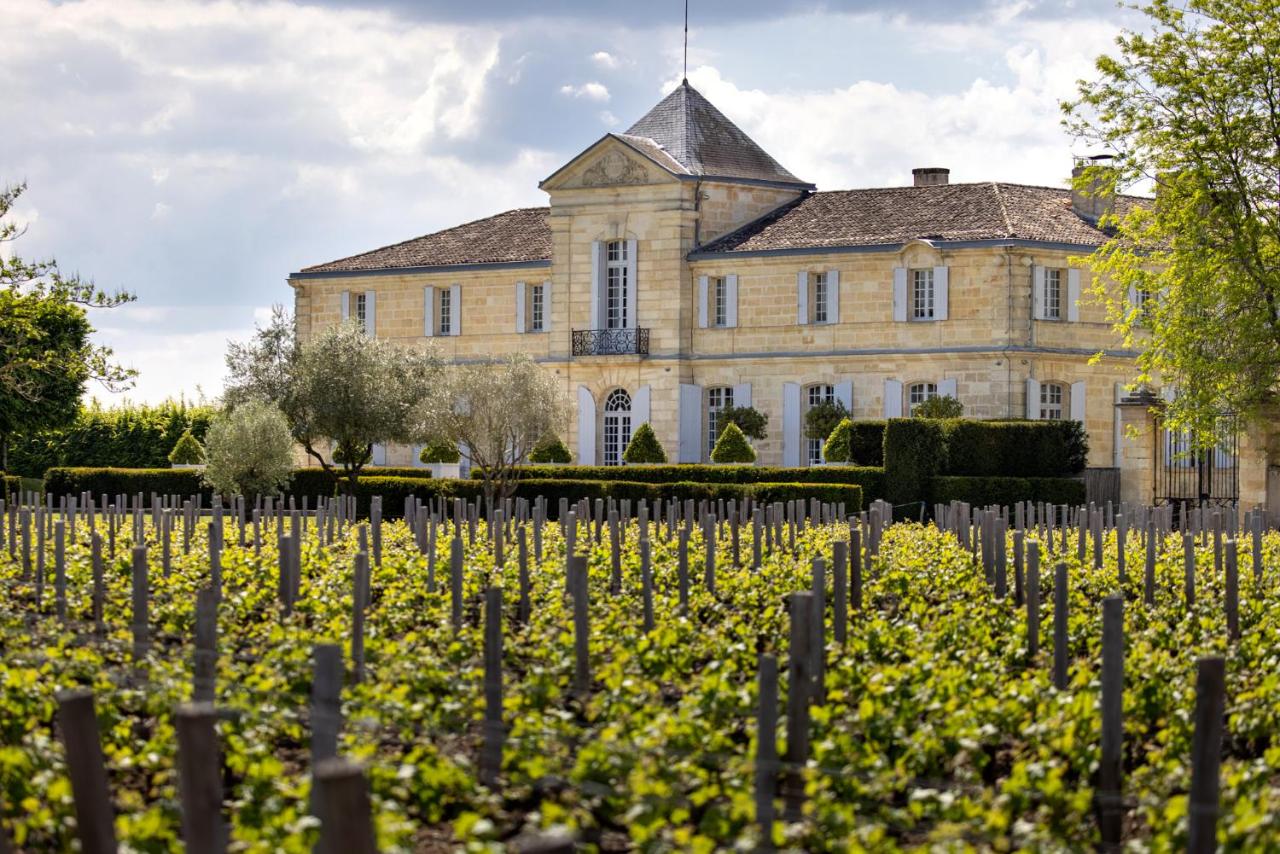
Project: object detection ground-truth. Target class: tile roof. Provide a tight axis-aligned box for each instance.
[298,207,551,274]
[697,182,1147,254]
[624,80,811,187]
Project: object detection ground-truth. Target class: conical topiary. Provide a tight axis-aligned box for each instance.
[822,418,853,463]
[623,422,668,464]
[529,435,572,464]
[419,439,461,464]
[168,429,206,465]
[710,421,756,464]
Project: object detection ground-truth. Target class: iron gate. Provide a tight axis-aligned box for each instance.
[1155,415,1240,509]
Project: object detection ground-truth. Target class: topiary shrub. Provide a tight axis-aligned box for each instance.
[804,400,849,443]
[883,418,946,510]
[849,420,886,466]
[418,439,461,464]
[168,429,206,465]
[623,422,668,464]
[822,418,853,463]
[718,404,768,440]
[529,435,572,464]
[913,395,964,419]
[711,422,757,464]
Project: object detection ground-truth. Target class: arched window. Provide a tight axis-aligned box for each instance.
[602,388,632,466]
[804,383,836,466]
[907,382,938,415]
[1039,382,1066,420]
[706,386,735,458]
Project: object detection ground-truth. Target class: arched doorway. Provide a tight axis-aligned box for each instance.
[602,388,632,466]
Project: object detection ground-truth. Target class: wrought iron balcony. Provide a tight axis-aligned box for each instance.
[571,327,650,357]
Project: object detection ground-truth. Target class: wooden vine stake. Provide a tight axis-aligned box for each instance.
[480,586,504,787]
[193,587,218,703]
[1053,561,1069,690]
[314,759,379,854]
[175,703,227,854]
[755,653,779,852]
[1096,595,1124,848]
[1026,541,1040,658]
[1225,538,1240,641]
[1187,656,1226,854]
[56,689,118,854]
[782,591,814,824]
[570,554,591,698]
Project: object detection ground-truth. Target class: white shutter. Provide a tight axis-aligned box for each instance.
[625,238,638,329]
[1026,378,1041,419]
[697,275,709,328]
[633,385,651,427]
[1070,380,1087,423]
[827,270,840,324]
[893,267,908,322]
[796,271,809,325]
[725,274,739,328]
[1067,268,1081,322]
[782,382,801,467]
[590,240,604,329]
[1032,266,1046,320]
[835,380,853,413]
[939,378,958,400]
[340,291,350,322]
[733,382,752,408]
[515,281,526,333]
[883,379,903,418]
[364,291,376,337]
[933,266,948,321]
[423,286,435,337]
[678,384,703,463]
[543,279,553,331]
[371,443,387,466]
[449,284,462,336]
[1113,382,1125,467]
[577,386,596,465]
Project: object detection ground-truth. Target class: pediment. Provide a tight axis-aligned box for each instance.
[540,135,683,192]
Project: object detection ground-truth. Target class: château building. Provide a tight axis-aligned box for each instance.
[289,80,1270,512]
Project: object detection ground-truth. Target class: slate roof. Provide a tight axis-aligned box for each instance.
[297,207,551,274]
[697,182,1147,254]
[623,80,811,187]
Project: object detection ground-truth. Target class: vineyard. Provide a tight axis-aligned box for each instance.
[0,493,1277,852]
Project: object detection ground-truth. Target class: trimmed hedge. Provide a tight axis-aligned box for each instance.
[882,419,946,509]
[931,475,1086,509]
[485,464,881,488]
[355,476,862,519]
[45,467,210,499]
[1,474,20,498]
[940,420,1087,477]
[849,421,886,467]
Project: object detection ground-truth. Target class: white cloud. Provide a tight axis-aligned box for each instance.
[558,81,611,101]
[599,110,619,127]
[591,50,620,69]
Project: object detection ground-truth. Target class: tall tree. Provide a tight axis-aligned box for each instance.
[223,308,442,492]
[0,182,135,468]
[1065,0,1280,441]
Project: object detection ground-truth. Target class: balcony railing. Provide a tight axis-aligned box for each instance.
[571,327,650,357]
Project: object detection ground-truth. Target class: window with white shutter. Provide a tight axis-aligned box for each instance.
[530,283,546,332]
[911,269,935,320]
[706,386,735,458]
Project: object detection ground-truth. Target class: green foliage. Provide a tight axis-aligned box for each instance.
[529,435,572,464]
[1065,0,1280,441]
[803,399,849,441]
[931,475,1087,509]
[44,467,210,499]
[940,420,1089,477]
[167,429,206,465]
[912,394,964,419]
[4,399,215,478]
[883,418,947,508]
[482,463,885,500]
[418,439,461,464]
[822,419,854,463]
[717,404,768,441]
[849,420,886,466]
[710,422,757,464]
[331,443,372,466]
[203,401,296,497]
[623,423,668,464]
[0,473,18,498]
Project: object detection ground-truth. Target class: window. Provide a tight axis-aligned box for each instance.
[1043,268,1063,320]
[813,272,829,324]
[706,386,735,457]
[712,277,727,327]
[911,269,934,320]
[1039,382,1065,420]
[805,384,836,466]
[354,293,367,326]
[530,283,546,332]
[908,382,938,415]
[602,388,632,467]
[439,288,452,335]
[605,240,629,330]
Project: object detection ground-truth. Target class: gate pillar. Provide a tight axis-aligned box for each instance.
[1116,389,1161,507]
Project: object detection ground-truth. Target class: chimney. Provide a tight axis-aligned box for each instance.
[912,167,950,187]
[1071,154,1116,222]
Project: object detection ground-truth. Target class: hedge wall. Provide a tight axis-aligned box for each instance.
[849,421,886,466]
[931,476,1086,509]
[1,474,19,498]
[478,464,884,500]
[44,467,211,499]
[882,419,946,509]
[940,420,1088,477]
[355,476,862,519]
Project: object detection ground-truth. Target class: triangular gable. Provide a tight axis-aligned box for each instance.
[539,134,688,191]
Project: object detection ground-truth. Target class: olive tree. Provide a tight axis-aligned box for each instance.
[224,308,442,493]
[203,400,295,498]
[415,354,568,502]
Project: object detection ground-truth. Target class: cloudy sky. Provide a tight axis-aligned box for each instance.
[0,0,1140,404]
